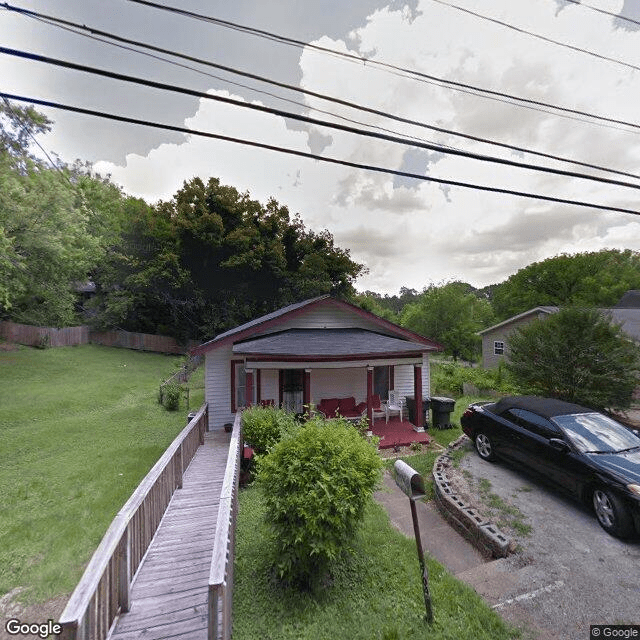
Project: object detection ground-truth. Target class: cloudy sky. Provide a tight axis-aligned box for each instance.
[2,0,640,294]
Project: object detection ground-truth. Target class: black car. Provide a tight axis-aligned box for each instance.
[460,396,640,538]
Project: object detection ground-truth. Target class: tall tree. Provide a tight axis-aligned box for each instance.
[507,307,640,411]
[492,250,640,320]
[400,281,495,361]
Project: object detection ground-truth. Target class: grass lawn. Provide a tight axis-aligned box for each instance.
[234,486,518,640]
[0,344,203,604]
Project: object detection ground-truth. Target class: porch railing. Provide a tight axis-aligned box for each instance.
[208,411,243,640]
[57,404,208,640]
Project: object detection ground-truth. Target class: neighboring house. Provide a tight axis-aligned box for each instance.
[479,307,558,369]
[192,295,442,431]
[479,290,640,368]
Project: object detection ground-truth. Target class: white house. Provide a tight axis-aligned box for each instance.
[192,295,442,431]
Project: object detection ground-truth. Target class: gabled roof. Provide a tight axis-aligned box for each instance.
[192,296,442,355]
[615,290,640,309]
[233,328,428,360]
[478,306,558,335]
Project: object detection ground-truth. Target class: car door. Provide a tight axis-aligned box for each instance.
[504,409,586,496]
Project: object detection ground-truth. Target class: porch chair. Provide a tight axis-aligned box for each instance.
[370,394,386,423]
[385,390,404,423]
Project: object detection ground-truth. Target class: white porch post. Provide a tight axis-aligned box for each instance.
[413,364,423,429]
[367,366,374,425]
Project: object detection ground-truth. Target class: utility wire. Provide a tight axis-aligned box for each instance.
[2,91,637,216]
[3,46,640,192]
[123,0,640,132]
[10,7,464,154]
[6,4,639,182]
[560,0,640,30]
[431,0,640,74]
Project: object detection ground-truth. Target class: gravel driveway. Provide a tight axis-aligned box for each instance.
[456,439,640,640]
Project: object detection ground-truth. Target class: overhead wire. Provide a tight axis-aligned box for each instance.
[560,0,640,30]
[430,0,640,74]
[3,3,640,182]
[2,91,637,216]
[3,45,640,192]
[122,0,640,133]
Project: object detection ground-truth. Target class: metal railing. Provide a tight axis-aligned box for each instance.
[57,404,208,640]
[208,411,242,640]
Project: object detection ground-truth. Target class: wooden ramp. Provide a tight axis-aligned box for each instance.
[109,430,230,640]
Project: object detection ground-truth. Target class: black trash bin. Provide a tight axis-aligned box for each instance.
[430,396,455,429]
[405,396,431,426]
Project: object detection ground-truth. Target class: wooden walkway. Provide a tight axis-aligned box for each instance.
[109,430,230,640]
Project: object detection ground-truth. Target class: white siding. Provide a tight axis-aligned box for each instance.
[205,346,235,430]
[247,304,389,338]
[260,369,279,404]
[311,368,368,404]
[393,355,430,399]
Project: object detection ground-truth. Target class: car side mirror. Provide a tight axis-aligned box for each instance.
[549,438,569,453]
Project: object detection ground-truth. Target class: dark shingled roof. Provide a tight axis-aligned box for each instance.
[615,290,640,309]
[232,328,428,358]
[489,395,594,419]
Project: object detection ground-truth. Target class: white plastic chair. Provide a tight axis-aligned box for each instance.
[385,390,404,423]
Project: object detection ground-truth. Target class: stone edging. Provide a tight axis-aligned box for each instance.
[432,434,512,558]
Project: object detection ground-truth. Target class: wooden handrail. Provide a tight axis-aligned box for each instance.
[208,411,243,640]
[57,404,208,640]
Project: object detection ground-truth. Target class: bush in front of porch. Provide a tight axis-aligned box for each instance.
[241,405,299,455]
[257,417,383,590]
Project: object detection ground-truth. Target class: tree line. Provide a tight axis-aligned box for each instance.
[3,102,640,358]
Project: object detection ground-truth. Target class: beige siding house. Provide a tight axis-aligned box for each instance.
[192,296,442,430]
[479,307,558,368]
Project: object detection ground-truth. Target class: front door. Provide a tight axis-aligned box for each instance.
[281,369,304,414]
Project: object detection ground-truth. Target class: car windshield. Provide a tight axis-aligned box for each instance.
[552,413,640,454]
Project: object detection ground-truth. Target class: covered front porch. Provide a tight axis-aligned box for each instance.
[233,327,435,445]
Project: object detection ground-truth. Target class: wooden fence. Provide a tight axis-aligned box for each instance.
[208,411,243,640]
[0,322,89,348]
[0,321,198,354]
[57,404,208,640]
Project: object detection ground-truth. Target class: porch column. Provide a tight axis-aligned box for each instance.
[256,369,262,405]
[413,364,423,429]
[367,366,374,426]
[303,369,311,411]
[245,369,254,407]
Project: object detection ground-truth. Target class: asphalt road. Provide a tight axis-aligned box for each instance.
[459,444,640,640]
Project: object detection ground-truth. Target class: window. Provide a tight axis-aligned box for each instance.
[506,408,560,438]
[374,365,392,400]
[494,341,505,355]
[231,360,255,411]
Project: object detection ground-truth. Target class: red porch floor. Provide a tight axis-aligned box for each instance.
[370,416,431,449]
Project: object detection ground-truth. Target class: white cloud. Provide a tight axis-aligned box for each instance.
[91,0,640,293]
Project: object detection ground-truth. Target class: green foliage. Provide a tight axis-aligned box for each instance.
[241,405,299,455]
[400,282,494,361]
[491,249,640,320]
[233,486,518,639]
[257,417,383,589]
[507,307,640,411]
[161,382,183,411]
[90,176,365,340]
[0,345,186,603]
[431,361,517,397]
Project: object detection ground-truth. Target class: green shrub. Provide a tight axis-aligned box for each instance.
[431,361,517,397]
[161,382,183,411]
[241,405,299,455]
[258,416,383,590]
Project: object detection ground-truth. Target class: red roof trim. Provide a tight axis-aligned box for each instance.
[241,351,425,363]
[192,296,443,355]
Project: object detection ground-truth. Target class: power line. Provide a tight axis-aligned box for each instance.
[561,0,640,29]
[2,91,637,217]
[431,0,640,74]
[6,2,639,181]
[3,46,640,193]
[123,0,640,133]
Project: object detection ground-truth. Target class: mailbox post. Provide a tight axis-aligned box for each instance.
[393,459,434,623]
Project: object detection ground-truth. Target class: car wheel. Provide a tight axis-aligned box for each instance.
[475,432,496,462]
[592,487,634,538]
